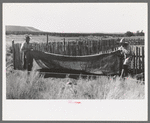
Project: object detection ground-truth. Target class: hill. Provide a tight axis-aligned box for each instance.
[6,25,42,32]
[5,25,125,37]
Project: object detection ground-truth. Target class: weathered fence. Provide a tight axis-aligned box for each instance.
[12,38,145,76]
[130,45,145,75]
[46,34,144,45]
[45,38,120,55]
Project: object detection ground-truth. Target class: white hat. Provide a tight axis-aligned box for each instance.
[120,38,128,44]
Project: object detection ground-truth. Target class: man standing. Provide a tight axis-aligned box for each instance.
[118,38,134,78]
[20,35,33,71]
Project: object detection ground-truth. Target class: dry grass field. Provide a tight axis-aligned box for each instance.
[6,69,144,99]
[6,34,80,43]
[6,34,144,43]
[5,35,145,99]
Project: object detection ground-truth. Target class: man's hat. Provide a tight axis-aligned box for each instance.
[24,35,31,40]
[120,38,128,44]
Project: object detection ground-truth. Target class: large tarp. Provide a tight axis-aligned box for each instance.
[26,50,122,75]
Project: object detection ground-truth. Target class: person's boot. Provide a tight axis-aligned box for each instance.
[120,69,124,79]
[124,65,128,77]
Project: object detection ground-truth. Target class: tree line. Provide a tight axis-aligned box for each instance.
[6,30,144,37]
[6,31,124,37]
[125,30,144,37]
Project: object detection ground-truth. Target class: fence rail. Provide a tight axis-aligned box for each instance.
[12,38,145,76]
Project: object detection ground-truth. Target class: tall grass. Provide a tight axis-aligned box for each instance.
[6,70,144,99]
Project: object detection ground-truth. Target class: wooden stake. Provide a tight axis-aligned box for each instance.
[142,47,144,80]
[64,38,65,54]
[47,34,48,44]
[139,47,141,73]
[133,47,135,74]
[136,47,138,74]
[12,40,15,69]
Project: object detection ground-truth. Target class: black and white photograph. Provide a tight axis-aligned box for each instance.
[3,3,148,121]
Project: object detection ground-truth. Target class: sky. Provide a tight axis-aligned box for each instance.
[3,3,147,33]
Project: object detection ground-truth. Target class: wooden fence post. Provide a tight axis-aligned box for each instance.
[51,42,54,53]
[64,38,65,55]
[139,47,141,73]
[87,39,91,55]
[119,55,123,76]
[18,43,22,69]
[46,34,48,44]
[133,53,135,74]
[14,43,20,69]
[12,40,16,69]
[142,47,144,80]
[91,40,93,54]
[101,39,103,52]
[136,47,138,74]
[76,40,79,56]
[66,41,69,55]
[53,42,57,54]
